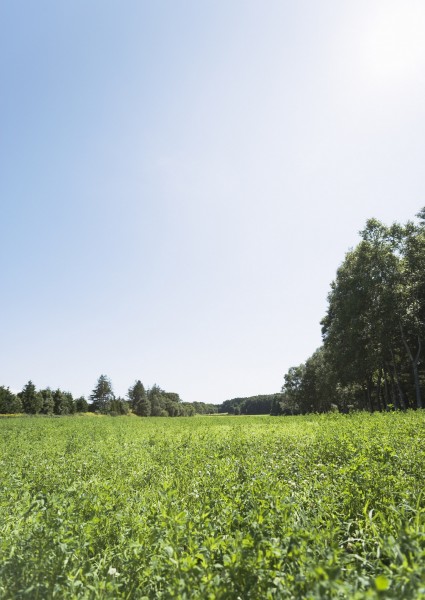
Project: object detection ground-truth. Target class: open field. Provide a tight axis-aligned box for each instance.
[1,413,425,599]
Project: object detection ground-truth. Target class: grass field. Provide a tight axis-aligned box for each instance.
[1,412,425,599]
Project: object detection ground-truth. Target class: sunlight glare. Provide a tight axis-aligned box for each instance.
[360,3,425,88]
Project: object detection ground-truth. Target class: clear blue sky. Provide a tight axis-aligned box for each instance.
[1,1,425,403]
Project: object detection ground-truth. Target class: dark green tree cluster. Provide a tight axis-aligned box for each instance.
[0,386,23,414]
[219,394,285,415]
[0,374,214,417]
[0,381,88,415]
[88,375,133,415]
[187,401,218,415]
[280,210,425,414]
[89,375,129,415]
[126,380,216,417]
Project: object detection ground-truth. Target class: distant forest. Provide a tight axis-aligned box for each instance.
[2,210,425,417]
[219,394,285,415]
[0,376,218,417]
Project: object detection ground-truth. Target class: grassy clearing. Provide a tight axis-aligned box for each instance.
[1,412,425,598]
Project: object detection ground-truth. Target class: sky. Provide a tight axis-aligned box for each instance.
[1,1,425,404]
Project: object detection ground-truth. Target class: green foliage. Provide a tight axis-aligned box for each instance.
[0,386,22,414]
[90,375,115,413]
[283,209,425,414]
[128,380,150,416]
[0,378,200,418]
[2,412,425,598]
[148,384,166,416]
[18,381,43,414]
[128,381,210,417]
[220,394,284,415]
[53,389,75,415]
[39,389,55,415]
[270,396,282,416]
[75,396,89,412]
[108,397,130,416]
[184,401,217,415]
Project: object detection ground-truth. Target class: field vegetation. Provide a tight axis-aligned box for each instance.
[1,412,425,599]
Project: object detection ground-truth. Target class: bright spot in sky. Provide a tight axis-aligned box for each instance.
[360,2,425,87]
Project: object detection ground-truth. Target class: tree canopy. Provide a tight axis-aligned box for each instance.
[281,209,425,414]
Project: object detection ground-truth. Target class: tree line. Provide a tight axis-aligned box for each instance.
[0,375,217,417]
[278,209,425,414]
[218,394,285,415]
[5,210,423,419]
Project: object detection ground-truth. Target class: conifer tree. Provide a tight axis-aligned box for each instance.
[90,375,114,413]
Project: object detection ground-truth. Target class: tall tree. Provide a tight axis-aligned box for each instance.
[18,381,43,414]
[395,216,425,408]
[148,384,166,416]
[90,375,114,413]
[321,218,403,411]
[39,389,54,415]
[302,210,425,414]
[128,380,151,416]
[0,387,22,414]
[53,389,75,415]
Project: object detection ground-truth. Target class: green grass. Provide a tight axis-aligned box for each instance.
[1,412,425,598]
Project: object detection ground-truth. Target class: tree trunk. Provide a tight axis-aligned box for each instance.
[366,378,374,412]
[400,323,422,409]
[376,369,383,412]
[390,349,406,410]
[413,357,422,409]
[383,365,390,410]
[387,360,399,410]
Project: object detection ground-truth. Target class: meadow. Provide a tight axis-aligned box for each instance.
[1,412,425,599]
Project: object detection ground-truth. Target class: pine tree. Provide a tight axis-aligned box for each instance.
[18,381,43,414]
[128,380,151,416]
[90,375,114,413]
[39,389,54,415]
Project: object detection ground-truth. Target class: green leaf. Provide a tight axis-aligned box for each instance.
[375,575,390,591]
